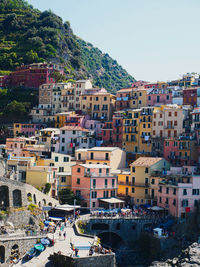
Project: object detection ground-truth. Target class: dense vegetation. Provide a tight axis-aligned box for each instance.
[0,0,135,93]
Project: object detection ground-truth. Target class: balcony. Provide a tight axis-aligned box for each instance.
[118,181,132,186]
[133,183,150,187]
[164,125,174,129]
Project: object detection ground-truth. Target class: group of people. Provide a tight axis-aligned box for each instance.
[89,245,112,256]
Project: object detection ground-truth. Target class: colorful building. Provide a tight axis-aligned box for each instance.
[5,63,64,88]
[71,164,118,209]
[163,136,197,166]
[147,88,172,106]
[75,147,126,173]
[122,107,153,155]
[80,88,116,121]
[130,157,171,205]
[157,170,200,217]
[13,123,46,137]
[59,126,95,155]
[183,87,197,107]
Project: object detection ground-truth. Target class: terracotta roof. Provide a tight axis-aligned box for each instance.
[60,126,88,132]
[130,157,163,167]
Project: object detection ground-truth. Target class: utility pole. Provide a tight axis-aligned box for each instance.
[73,199,76,222]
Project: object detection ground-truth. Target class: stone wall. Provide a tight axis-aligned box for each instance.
[0,177,58,209]
[0,236,44,264]
[49,253,116,267]
[6,210,42,228]
[85,218,154,246]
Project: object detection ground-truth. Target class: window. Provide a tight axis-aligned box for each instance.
[99,168,102,175]
[132,188,135,193]
[126,187,129,196]
[173,199,176,206]
[55,156,58,162]
[77,178,80,184]
[126,135,129,141]
[96,97,99,101]
[93,179,96,188]
[76,190,81,197]
[61,177,66,183]
[106,168,109,175]
[145,178,149,185]
[72,130,76,135]
[64,157,69,162]
[62,130,65,135]
[90,152,94,160]
[166,187,169,194]
[143,124,146,128]
[159,197,162,203]
[151,179,155,184]
[148,96,151,101]
[194,200,199,207]
[126,176,129,184]
[166,198,169,204]
[59,167,64,172]
[105,179,108,188]
[132,167,135,172]
[175,111,177,116]
[105,153,109,160]
[104,191,109,198]
[92,191,97,199]
[139,100,141,104]
[92,202,96,208]
[182,199,188,207]
[192,189,200,195]
[145,168,149,173]
[112,179,115,187]
[173,188,176,195]
[160,114,162,118]
[159,186,162,193]
[183,189,187,195]
[166,95,169,100]
[61,146,64,152]
[145,189,148,195]
[132,177,135,184]
[62,138,65,143]
[174,121,177,126]
[77,168,81,173]
[104,96,107,101]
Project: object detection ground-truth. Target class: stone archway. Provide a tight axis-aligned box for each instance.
[38,201,41,208]
[0,186,9,209]
[13,189,22,207]
[0,245,5,264]
[42,199,46,206]
[27,193,32,202]
[33,194,37,204]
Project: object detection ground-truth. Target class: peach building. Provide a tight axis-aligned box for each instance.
[71,164,118,209]
[75,147,126,173]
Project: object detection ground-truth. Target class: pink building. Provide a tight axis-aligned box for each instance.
[147,88,172,106]
[157,171,200,217]
[84,120,104,139]
[6,137,37,157]
[64,114,90,128]
[71,164,118,209]
[163,137,197,167]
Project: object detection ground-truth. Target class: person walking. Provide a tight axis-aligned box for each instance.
[63,231,66,240]
[59,231,62,240]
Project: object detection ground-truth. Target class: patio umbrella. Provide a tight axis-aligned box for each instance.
[41,238,50,246]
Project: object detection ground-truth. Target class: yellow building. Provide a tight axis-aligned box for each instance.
[117,169,133,200]
[26,165,57,197]
[123,107,154,155]
[54,111,74,128]
[130,157,171,204]
[80,89,116,121]
[129,88,148,109]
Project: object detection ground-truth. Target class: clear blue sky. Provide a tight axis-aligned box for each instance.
[30,0,200,82]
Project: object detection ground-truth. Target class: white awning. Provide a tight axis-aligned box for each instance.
[99,198,125,204]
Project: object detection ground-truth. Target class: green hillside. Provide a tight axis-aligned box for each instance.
[0,0,135,93]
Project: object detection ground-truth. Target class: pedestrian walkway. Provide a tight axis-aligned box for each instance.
[14,224,95,267]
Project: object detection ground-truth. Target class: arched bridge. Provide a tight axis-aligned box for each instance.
[84,218,155,246]
[0,177,58,209]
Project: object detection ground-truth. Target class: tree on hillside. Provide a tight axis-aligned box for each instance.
[51,71,66,83]
[4,100,27,118]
